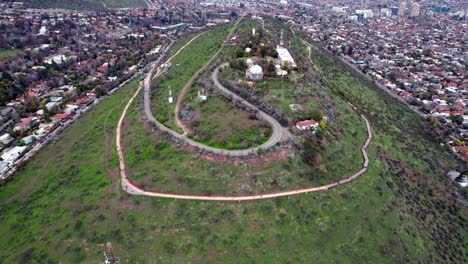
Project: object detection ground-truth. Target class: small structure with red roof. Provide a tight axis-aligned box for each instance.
[52,113,70,122]
[452,146,468,153]
[296,119,319,130]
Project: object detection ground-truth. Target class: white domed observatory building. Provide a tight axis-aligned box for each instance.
[246,61,263,81]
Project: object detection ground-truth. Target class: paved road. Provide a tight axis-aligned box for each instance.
[174,18,242,136]
[116,34,374,201]
[142,35,283,156]
[121,90,372,200]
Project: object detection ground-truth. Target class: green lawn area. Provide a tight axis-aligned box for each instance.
[151,24,233,133]
[103,0,145,8]
[0,49,24,60]
[185,92,271,150]
[0,18,464,263]
[24,0,145,10]
[309,42,466,262]
[0,75,440,261]
[25,0,106,10]
[121,91,363,194]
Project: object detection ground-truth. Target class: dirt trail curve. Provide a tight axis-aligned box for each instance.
[144,32,283,156]
[119,80,372,201]
[118,98,372,200]
[174,18,242,136]
[115,26,373,201]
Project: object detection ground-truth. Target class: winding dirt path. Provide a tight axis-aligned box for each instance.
[102,85,136,196]
[174,18,242,136]
[119,91,371,200]
[115,24,374,201]
[117,79,372,201]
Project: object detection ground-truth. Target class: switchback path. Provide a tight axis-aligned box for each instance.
[174,18,242,136]
[116,28,373,201]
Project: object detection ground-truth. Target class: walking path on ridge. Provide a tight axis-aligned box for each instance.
[115,26,374,201]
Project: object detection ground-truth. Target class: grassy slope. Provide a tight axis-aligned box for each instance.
[0,49,24,60]
[0,79,140,262]
[309,42,466,262]
[151,25,231,134]
[103,0,145,8]
[0,89,412,262]
[0,21,464,264]
[24,0,145,10]
[187,94,271,150]
[122,92,362,194]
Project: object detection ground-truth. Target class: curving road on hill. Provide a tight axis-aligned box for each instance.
[116,25,374,201]
[143,25,283,156]
[119,87,372,200]
[174,18,242,136]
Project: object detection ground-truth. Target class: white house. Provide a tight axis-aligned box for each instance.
[1,146,27,164]
[276,46,297,68]
[0,133,14,145]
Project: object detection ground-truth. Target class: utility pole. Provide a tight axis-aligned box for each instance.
[103,242,119,264]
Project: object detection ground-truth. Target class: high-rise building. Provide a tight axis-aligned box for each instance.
[434,6,451,13]
[410,3,421,17]
[380,8,392,17]
[398,2,407,16]
[356,9,374,19]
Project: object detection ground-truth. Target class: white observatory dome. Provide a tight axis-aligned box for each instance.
[250,65,263,75]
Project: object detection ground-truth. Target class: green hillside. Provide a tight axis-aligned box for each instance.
[23,0,146,10]
[0,18,465,263]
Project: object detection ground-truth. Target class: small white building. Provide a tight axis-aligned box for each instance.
[246,58,254,68]
[244,58,263,81]
[248,65,263,81]
[64,104,79,114]
[276,46,297,68]
[38,26,47,35]
[21,135,36,145]
[275,65,288,76]
[197,90,207,102]
[1,146,27,164]
[0,160,9,175]
[168,88,173,104]
[45,101,59,111]
[0,133,14,145]
[44,55,67,65]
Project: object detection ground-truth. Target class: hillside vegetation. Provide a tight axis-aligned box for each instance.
[0,18,465,263]
[23,0,145,10]
[308,38,466,262]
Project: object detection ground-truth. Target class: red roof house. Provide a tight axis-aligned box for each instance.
[453,146,468,153]
[296,119,319,130]
[52,113,70,122]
